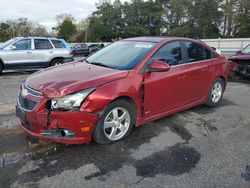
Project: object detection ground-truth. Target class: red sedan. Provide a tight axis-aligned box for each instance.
[16,37,229,144]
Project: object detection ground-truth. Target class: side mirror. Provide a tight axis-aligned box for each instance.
[9,45,16,50]
[147,60,170,73]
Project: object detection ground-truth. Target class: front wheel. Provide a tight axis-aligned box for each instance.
[93,100,135,144]
[206,78,224,107]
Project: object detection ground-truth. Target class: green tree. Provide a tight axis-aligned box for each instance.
[32,25,48,36]
[221,0,237,37]
[88,0,163,41]
[88,0,125,41]
[187,0,222,38]
[0,23,12,42]
[233,0,250,37]
[123,0,163,37]
[56,15,77,42]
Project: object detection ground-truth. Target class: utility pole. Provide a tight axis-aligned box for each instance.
[12,26,15,38]
[85,20,89,43]
[85,25,88,42]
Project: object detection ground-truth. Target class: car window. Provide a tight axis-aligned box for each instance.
[13,39,31,50]
[51,40,66,49]
[81,44,87,48]
[205,48,217,59]
[242,45,250,53]
[184,42,205,62]
[151,41,183,66]
[34,39,53,50]
[75,44,81,49]
[1,37,20,48]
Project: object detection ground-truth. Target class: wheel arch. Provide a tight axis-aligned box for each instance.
[50,57,65,66]
[218,76,226,91]
[112,96,137,114]
[92,95,137,144]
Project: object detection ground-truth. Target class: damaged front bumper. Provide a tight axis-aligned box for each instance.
[16,86,99,144]
[229,60,250,77]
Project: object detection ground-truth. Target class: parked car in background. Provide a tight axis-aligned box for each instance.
[72,43,89,56]
[229,44,250,78]
[72,43,104,57]
[0,36,74,74]
[88,43,104,54]
[16,37,228,145]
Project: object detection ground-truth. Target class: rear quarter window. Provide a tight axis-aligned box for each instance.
[205,48,217,59]
[51,40,67,49]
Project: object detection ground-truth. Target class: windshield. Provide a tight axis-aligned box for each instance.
[86,41,157,70]
[0,37,20,48]
[242,45,250,53]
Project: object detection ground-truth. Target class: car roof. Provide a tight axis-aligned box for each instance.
[123,36,203,44]
[19,36,61,40]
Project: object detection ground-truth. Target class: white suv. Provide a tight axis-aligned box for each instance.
[0,36,74,73]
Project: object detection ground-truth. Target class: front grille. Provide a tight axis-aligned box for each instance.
[18,93,38,111]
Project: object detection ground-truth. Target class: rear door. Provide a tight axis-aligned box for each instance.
[4,39,34,69]
[181,41,218,103]
[33,39,54,67]
[143,41,189,118]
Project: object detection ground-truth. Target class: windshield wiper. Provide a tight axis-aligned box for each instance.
[84,59,90,64]
[90,62,115,69]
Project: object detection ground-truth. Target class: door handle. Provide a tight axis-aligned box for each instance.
[27,51,32,54]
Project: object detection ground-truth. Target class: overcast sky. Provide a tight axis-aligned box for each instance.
[0,0,127,29]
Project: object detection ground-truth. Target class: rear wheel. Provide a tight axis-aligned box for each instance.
[93,100,135,144]
[50,58,64,67]
[206,78,224,107]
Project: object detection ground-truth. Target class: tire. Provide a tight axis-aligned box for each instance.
[50,58,64,67]
[93,99,135,144]
[206,78,224,107]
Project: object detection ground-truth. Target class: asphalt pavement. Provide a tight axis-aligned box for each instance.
[0,71,250,188]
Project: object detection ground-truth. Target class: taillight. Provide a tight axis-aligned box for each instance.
[69,51,74,56]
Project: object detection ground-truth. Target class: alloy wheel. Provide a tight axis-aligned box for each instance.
[103,107,131,141]
[211,82,222,103]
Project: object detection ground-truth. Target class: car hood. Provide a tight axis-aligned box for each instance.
[26,62,129,98]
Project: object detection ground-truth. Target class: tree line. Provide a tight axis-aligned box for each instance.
[0,18,49,42]
[0,0,249,42]
[88,0,250,41]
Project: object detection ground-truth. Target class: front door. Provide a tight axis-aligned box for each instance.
[4,39,34,69]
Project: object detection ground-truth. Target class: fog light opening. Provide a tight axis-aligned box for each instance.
[61,129,74,138]
[42,129,75,139]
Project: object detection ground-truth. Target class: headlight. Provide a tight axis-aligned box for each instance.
[51,88,95,111]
